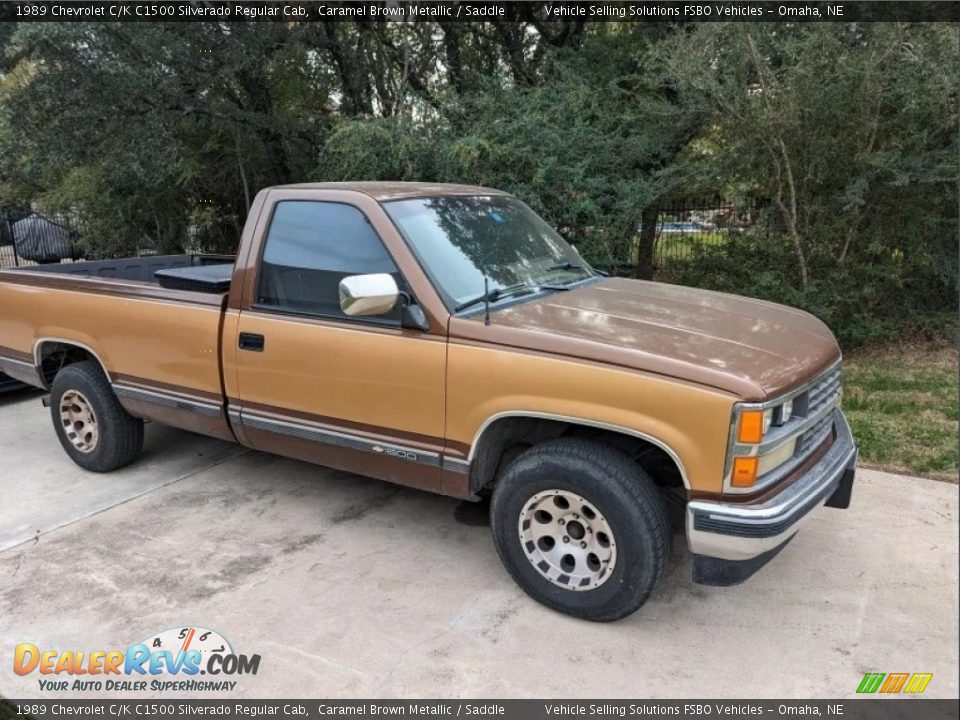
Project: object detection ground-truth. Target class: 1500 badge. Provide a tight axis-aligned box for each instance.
[373,445,418,462]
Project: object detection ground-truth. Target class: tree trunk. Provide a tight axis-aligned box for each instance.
[442,25,467,95]
[235,130,251,211]
[637,205,659,280]
[322,24,374,116]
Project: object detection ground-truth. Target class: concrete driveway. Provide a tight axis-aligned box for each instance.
[1,388,957,699]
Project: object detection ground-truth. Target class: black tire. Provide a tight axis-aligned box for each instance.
[50,361,144,472]
[490,438,671,622]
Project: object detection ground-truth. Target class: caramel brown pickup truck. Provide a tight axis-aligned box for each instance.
[0,183,857,620]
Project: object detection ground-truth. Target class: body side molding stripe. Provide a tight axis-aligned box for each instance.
[442,457,471,475]
[239,411,442,468]
[112,384,224,417]
[0,355,35,371]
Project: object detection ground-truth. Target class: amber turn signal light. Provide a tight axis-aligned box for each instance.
[731,456,759,487]
[737,409,765,443]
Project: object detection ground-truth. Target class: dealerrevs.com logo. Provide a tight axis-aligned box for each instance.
[14,626,260,693]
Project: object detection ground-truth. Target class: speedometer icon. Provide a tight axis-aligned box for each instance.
[140,626,233,661]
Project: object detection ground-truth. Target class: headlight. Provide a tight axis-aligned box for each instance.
[775,398,794,426]
[728,385,817,492]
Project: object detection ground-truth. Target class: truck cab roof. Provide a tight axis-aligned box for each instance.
[270,181,509,201]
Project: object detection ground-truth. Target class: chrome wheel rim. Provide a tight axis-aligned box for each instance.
[519,489,617,591]
[60,390,99,453]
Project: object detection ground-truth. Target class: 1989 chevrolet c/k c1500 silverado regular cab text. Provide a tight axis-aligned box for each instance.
[0,183,857,621]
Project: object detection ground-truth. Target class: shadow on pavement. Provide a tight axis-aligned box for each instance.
[0,385,43,407]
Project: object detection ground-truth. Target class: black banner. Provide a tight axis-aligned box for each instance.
[2,701,960,720]
[1,1,960,24]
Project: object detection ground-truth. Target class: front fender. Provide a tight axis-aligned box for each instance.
[446,343,736,495]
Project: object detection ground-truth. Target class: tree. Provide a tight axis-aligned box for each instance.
[662,23,958,294]
[0,19,954,345]
[317,26,703,272]
[1,22,330,253]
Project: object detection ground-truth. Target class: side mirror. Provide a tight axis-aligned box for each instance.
[339,273,399,317]
[401,303,430,332]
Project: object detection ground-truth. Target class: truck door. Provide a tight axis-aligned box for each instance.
[231,197,447,493]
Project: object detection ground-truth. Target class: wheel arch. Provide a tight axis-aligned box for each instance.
[33,337,111,389]
[466,411,690,495]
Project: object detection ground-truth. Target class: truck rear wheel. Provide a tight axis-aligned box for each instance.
[490,438,671,622]
[50,361,144,472]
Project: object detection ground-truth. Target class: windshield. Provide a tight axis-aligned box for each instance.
[384,195,594,310]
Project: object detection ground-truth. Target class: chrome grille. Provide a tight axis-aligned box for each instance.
[795,365,842,458]
[806,365,842,418]
[797,411,834,456]
[725,360,844,493]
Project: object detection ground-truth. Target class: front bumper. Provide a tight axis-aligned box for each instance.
[687,408,857,586]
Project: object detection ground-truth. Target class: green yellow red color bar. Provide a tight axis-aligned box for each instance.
[857,672,933,694]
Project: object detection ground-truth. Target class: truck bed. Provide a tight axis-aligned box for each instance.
[0,253,236,417]
[0,253,235,308]
[23,253,234,283]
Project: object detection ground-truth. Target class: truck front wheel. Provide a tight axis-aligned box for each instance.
[50,361,144,472]
[490,438,671,621]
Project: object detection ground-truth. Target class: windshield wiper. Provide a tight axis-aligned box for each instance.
[538,284,574,291]
[546,261,588,273]
[544,261,603,287]
[454,283,536,313]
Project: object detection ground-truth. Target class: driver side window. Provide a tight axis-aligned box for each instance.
[256,201,402,323]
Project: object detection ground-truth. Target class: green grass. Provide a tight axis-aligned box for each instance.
[655,232,727,263]
[627,231,729,264]
[843,342,958,481]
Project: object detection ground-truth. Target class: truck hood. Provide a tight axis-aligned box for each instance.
[449,277,841,400]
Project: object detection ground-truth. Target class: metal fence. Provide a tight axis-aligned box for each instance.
[591,199,769,277]
[651,199,765,267]
[0,209,83,268]
[0,208,230,269]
